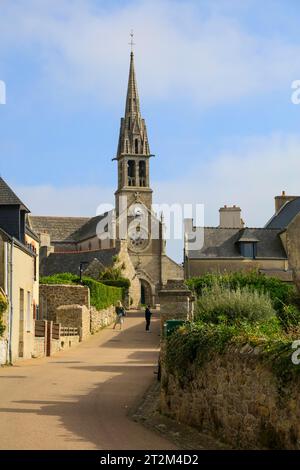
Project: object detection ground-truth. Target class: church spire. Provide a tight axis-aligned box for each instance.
[116,49,150,159]
[124,51,141,118]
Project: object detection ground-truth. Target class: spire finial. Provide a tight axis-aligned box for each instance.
[129,29,135,53]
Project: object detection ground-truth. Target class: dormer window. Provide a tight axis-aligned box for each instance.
[240,242,257,259]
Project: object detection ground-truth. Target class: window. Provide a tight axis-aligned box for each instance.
[135,139,139,154]
[128,160,136,186]
[240,242,256,259]
[88,242,92,250]
[139,161,146,187]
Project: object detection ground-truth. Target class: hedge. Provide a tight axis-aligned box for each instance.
[40,273,123,311]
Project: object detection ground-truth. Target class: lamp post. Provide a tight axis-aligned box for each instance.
[79,261,89,284]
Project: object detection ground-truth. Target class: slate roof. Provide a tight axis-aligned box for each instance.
[187,227,287,259]
[265,197,300,229]
[29,213,110,243]
[29,216,90,242]
[40,247,119,277]
[0,177,29,211]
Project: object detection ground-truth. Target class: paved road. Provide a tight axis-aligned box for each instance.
[0,310,176,450]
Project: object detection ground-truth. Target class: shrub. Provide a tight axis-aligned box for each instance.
[40,273,122,310]
[195,281,276,325]
[81,277,122,310]
[277,304,300,331]
[187,271,295,314]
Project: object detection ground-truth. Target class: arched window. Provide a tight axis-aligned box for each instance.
[125,140,129,153]
[128,160,136,186]
[88,241,92,251]
[135,139,139,154]
[139,161,146,187]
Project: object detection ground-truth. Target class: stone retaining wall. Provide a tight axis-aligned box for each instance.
[40,284,90,321]
[90,305,116,333]
[160,344,300,449]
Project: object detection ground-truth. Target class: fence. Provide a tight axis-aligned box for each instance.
[33,320,79,357]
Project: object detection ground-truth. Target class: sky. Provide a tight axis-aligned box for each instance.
[1,0,300,261]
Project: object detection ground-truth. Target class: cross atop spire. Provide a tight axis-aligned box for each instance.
[129,29,135,53]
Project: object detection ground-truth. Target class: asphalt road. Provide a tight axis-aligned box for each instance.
[0,310,176,450]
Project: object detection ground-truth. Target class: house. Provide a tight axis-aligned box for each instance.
[0,177,39,364]
[184,191,300,283]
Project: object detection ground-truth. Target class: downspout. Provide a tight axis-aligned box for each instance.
[8,239,13,364]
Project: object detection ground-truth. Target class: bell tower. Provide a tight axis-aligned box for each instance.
[114,50,153,217]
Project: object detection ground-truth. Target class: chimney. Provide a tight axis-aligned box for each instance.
[219,205,243,228]
[275,191,298,213]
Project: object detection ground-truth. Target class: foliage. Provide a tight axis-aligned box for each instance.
[40,273,122,310]
[165,273,300,385]
[186,271,295,314]
[99,266,124,281]
[0,290,8,337]
[276,304,300,331]
[100,278,131,289]
[195,281,276,325]
[81,276,122,310]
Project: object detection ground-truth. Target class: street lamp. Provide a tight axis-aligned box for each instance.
[79,261,89,284]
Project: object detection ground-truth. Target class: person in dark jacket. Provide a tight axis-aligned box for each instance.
[145,305,152,332]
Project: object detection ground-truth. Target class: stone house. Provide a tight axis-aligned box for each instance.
[0,177,39,363]
[184,191,300,283]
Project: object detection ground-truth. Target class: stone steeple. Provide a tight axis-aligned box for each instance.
[116,52,150,159]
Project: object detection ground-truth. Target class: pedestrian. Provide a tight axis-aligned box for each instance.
[145,305,152,332]
[113,301,125,330]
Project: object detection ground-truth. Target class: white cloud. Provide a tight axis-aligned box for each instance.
[1,0,300,107]
[16,132,300,262]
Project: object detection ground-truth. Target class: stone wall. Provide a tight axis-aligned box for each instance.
[56,304,90,341]
[33,337,45,358]
[159,280,194,331]
[90,305,116,333]
[160,344,300,449]
[39,284,90,321]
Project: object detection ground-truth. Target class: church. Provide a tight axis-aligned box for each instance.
[29,51,183,307]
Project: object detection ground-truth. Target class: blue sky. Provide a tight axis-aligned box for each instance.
[1,0,300,261]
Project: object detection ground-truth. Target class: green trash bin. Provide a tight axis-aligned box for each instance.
[164,319,186,337]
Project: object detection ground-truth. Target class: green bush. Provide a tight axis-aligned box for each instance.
[0,290,8,337]
[195,281,276,325]
[81,277,122,310]
[40,273,122,310]
[277,304,300,331]
[100,278,131,289]
[187,271,295,313]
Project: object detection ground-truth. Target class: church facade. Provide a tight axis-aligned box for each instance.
[29,51,183,307]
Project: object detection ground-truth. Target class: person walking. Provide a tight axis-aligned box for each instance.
[113,301,125,330]
[145,305,152,332]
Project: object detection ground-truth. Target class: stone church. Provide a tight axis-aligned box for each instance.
[29,51,183,307]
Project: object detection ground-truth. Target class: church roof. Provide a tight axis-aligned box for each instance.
[29,213,112,243]
[265,197,300,229]
[29,215,90,242]
[0,177,29,211]
[40,247,119,277]
[187,227,287,259]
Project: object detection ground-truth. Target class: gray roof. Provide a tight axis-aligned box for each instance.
[187,227,287,259]
[265,197,300,229]
[29,216,90,242]
[40,247,119,277]
[0,177,29,211]
[29,213,109,243]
